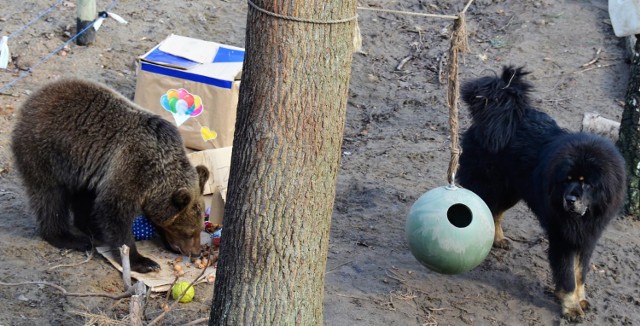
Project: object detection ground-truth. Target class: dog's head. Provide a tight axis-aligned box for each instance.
[547,133,626,219]
[561,175,592,216]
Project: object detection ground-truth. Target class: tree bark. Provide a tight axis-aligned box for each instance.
[617,35,640,218]
[209,1,356,324]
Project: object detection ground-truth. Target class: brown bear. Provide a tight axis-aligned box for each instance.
[11,78,209,273]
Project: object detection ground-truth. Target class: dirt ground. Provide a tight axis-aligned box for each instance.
[1,0,639,325]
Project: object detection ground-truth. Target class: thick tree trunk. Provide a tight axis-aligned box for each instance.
[209,1,356,324]
[618,34,640,218]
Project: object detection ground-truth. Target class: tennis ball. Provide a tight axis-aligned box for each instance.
[171,281,195,303]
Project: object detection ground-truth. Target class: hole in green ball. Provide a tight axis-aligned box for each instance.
[447,203,472,228]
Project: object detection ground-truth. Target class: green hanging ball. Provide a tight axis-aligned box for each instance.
[406,185,495,275]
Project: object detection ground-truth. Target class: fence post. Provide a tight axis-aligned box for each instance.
[76,0,96,45]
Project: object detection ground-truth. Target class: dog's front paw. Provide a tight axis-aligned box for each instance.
[562,304,585,323]
[493,238,511,250]
[562,310,585,323]
[579,299,591,312]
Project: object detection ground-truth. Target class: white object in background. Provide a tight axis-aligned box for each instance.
[94,12,128,31]
[609,0,640,37]
[0,36,9,69]
[107,12,128,24]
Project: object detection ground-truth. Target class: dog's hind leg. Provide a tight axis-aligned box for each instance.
[492,211,510,249]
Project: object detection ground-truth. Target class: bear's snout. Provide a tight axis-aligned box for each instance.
[173,235,201,256]
[162,228,202,256]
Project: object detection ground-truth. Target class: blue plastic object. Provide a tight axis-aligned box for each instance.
[132,215,158,241]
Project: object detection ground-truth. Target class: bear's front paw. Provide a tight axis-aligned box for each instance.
[131,256,161,273]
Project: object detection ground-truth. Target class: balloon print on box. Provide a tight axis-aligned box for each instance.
[160,88,218,142]
[160,88,204,126]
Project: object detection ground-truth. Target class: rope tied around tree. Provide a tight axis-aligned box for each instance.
[246,0,362,52]
[446,1,473,187]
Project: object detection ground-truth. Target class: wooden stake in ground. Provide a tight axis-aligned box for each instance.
[119,245,146,326]
[76,0,96,45]
[209,0,357,324]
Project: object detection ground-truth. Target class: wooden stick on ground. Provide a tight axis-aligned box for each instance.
[119,245,147,326]
[47,249,94,271]
[580,48,602,67]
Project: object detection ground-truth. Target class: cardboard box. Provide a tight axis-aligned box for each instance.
[134,34,244,150]
[134,35,242,223]
[187,147,232,224]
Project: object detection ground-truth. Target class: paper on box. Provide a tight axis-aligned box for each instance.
[187,146,232,225]
[187,146,231,200]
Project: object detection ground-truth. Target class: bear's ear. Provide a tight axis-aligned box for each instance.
[171,187,192,210]
[195,165,209,193]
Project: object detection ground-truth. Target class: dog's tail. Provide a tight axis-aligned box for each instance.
[461,66,533,152]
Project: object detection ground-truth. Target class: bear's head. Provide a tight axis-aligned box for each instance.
[151,165,210,257]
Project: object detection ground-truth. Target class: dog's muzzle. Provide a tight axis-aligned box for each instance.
[564,195,588,216]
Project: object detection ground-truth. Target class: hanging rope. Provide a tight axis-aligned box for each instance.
[446,0,473,187]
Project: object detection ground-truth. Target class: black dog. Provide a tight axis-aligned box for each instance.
[456,66,626,320]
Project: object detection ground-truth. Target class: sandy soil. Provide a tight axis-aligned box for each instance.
[1,0,639,325]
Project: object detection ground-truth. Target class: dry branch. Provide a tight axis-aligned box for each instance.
[47,250,94,271]
[0,280,138,299]
[183,317,211,325]
[580,48,602,67]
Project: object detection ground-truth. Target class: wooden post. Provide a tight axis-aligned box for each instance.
[76,0,96,46]
[120,245,146,326]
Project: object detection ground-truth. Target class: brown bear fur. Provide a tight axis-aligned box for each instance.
[11,78,209,273]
